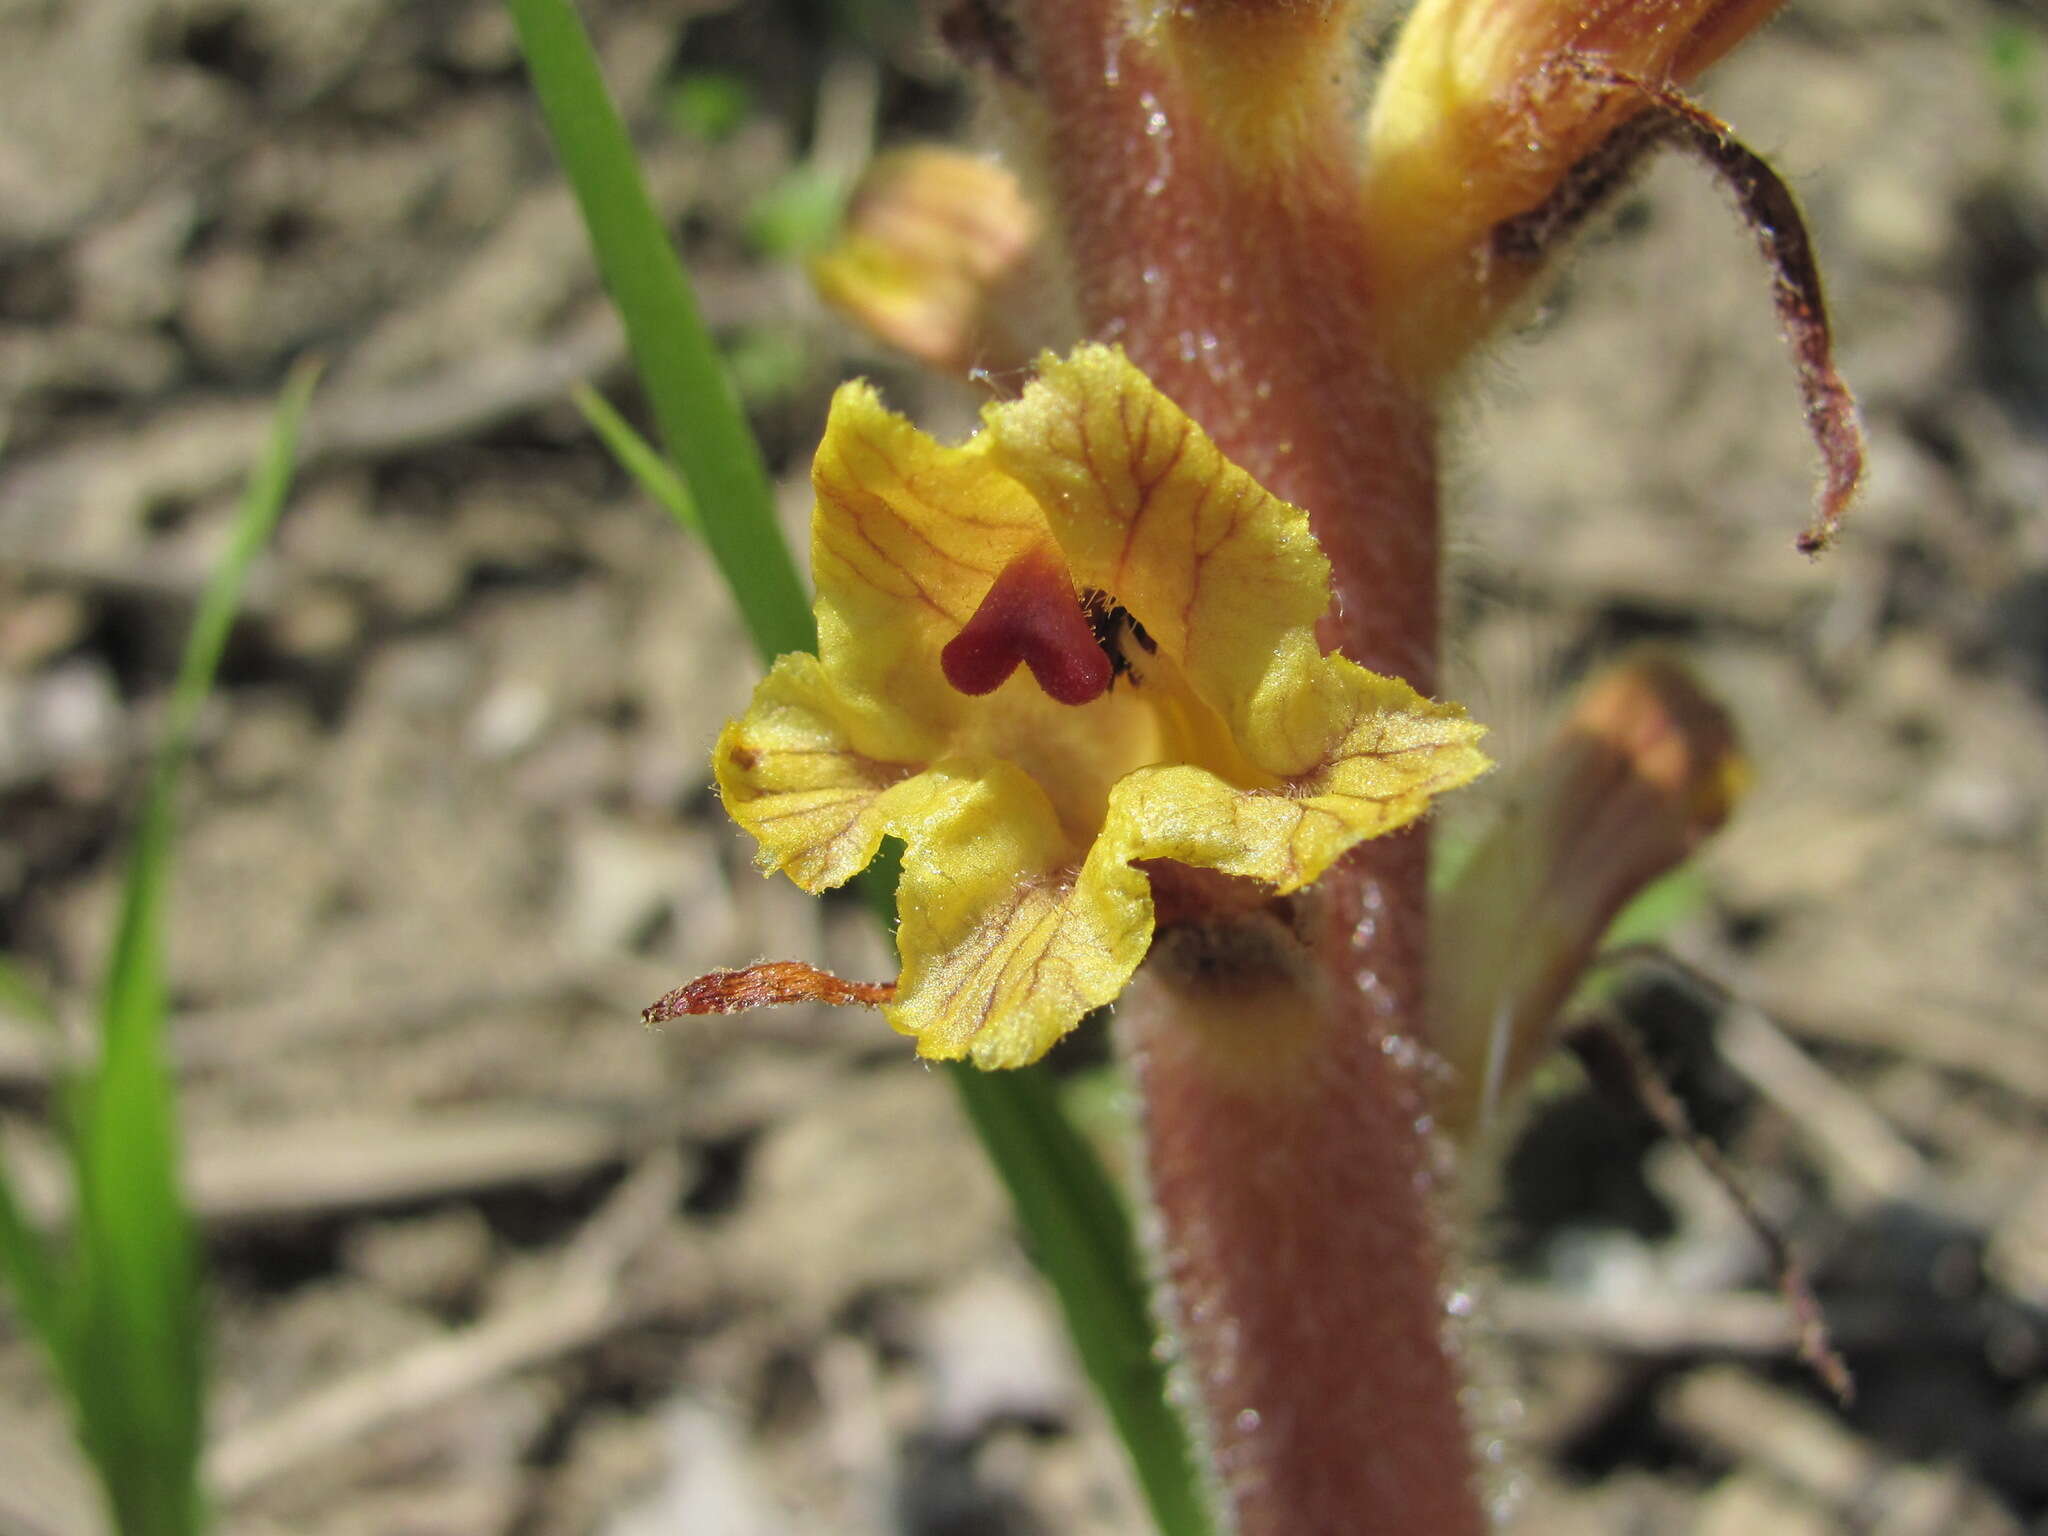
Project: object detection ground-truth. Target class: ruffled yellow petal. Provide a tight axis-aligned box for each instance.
[715,652,928,891]
[717,663,1154,1066]
[720,684,1155,1063]
[807,380,1052,761]
[986,346,1333,774]
[881,662,1483,1066]
[886,762,1152,1068]
[1106,663,1488,893]
[985,345,1484,784]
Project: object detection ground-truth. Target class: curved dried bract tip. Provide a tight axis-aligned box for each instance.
[810,147,1047,381]
[642,961,895,1024]
[1372,30,1865,546]
[1429,653,1745,1143]
[1532,64,1864,551]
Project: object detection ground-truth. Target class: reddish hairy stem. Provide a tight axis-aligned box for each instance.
[1119,890,1480,1535]
[1019,2,1436,684]
[1012,0,1482,1529]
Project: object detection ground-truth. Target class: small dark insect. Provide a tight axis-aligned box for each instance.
[1079,587,1157,688]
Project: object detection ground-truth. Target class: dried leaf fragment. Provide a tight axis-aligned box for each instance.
[642,962,895,1023]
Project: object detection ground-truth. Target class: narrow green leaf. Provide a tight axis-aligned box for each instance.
[571,383,699,536]
[507,0,813,664]
[65,358,320,1536]
[98,358,321,1054]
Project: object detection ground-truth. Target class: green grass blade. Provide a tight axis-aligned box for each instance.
[507,0,813,664]
[570,382,700,536]
[98,357,320,1062]
[62,358,320,1536]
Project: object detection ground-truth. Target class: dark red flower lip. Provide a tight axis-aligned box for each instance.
[940,543,1114,705]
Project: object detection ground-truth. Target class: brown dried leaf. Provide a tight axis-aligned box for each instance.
[641,962,895,1023]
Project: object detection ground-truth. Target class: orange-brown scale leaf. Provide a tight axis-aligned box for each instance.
[1429,653,1744,1141]
[642,962,895,1023]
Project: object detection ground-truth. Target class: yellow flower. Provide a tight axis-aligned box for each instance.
[712,346,1488,1068]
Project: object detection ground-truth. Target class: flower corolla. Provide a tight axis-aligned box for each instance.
[708,346,1488,1067]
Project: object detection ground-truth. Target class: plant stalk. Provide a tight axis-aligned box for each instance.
[1013,0,1484,1527]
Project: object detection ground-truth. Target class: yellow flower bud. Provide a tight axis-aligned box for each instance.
[1364,0,1788,380]
[810,148,1045,379]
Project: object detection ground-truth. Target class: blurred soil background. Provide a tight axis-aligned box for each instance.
[2,0,2046,1530]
